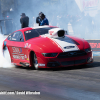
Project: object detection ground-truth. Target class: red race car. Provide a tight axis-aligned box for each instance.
[2,25,93,69]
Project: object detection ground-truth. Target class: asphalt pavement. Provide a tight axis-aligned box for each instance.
[0,56,100,100]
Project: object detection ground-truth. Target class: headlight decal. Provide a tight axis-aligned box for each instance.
[42,53,58,57]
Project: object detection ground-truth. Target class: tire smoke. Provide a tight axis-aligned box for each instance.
[0,34,14,68]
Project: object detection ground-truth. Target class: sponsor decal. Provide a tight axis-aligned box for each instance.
[12,47,29,60]
[49,31,54,35]
[24,43,31,48]
[64,46,75,49]
[40,35,47,38]
[19,48,22,53]
[13,54,27,60]
[27,58,29,61]
[38,64,45,66]
[24,43,28,48]
[25,31,31,33]
[12,47,22,54]
[24,55,27,59]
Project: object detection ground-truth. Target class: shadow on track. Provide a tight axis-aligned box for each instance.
[15,65,35,70]
[15,61,100,71]
[39,61,100,71]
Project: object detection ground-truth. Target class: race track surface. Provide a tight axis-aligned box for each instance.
[0,56,100,100]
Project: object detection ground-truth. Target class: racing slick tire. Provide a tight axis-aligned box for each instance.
[33,53,39,70]
[3,46,11,63]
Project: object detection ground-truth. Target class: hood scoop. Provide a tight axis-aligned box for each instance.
[48,28,66,38]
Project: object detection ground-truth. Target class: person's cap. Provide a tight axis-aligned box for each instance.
[20,13,26,16]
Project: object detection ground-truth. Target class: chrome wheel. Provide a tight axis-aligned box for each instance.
[33,53,38,70]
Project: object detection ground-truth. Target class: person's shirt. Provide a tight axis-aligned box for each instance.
[36,16,42,26]
[20,16,29,28]
[40,17,49,26]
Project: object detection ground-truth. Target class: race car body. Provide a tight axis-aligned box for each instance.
[2,25,93,69]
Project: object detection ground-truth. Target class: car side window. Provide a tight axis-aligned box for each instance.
[7,33,13,40]
[8,31,24,42]
[24,30,39,40]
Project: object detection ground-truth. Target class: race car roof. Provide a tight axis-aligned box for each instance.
[32,25,58,29]
[14,25,58,34]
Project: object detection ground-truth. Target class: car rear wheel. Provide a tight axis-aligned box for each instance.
[33,53,39,70]
[3,46,11,63]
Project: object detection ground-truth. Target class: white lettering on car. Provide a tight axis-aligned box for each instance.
[12,47,28,60]
[24,43,31,48]
[13,54,27,60]
[12,47,22,54]
[38,64,45,66]
[25,31,31,33]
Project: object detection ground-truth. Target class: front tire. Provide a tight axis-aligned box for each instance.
[33,53,39,70]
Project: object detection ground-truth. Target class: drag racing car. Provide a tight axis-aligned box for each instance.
[2,25,93,69]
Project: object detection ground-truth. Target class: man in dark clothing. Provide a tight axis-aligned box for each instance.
[20,13,29,28]
[36,12,49,26]
[36,16,41,26]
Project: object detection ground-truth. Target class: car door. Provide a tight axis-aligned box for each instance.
[7,31,29,65]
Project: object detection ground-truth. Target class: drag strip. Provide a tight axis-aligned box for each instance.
[0,56,100,100]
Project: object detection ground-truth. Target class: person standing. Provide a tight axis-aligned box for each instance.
[20,13,29,28]
[36,12,49,26]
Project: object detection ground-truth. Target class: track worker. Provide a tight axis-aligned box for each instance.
[20,13,29,28]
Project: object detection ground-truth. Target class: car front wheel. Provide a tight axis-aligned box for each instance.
[33,53,39,70]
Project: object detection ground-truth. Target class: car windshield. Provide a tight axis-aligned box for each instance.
[24,27,56,40]
[24,27,68,40]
